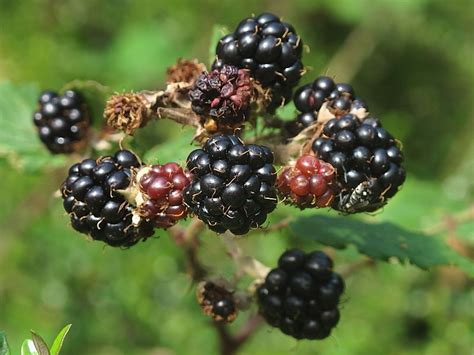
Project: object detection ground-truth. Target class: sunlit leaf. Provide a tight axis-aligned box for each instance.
[50,324,72,355]
[290,215,474,275]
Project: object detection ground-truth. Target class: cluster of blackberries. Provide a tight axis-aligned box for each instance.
[33,90,91,154]
[257,249,344,340]
[183,134,277,235]
[286,76,368,136]
[197,281,237,323]
[312,114,405,213]
[61,150,154,247]
[213,12,304,111]
[189,65,252,130]
[277,155,335,209]
[138,163,191,228]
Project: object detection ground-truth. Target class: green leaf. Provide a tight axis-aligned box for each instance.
[0,81,66,172]
[142,128,196,165]
[21,339,39,355]
[290,215,474,275]
[208,25,229,66]
[50,324,72,355]
[30,331,49,355]
[0,331,10,355]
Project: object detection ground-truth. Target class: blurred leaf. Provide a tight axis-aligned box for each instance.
[0,81,66,172]
[50,324,71,355]
[290,215,474,275]
[62,80,111,130]
[20,339,39,355]
[30,331,49,355]
[0,332,10,355]
[143,128,195,165]
[208,24,229,66]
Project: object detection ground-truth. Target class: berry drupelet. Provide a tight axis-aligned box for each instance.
[213,12,304,111]
[61,150,154,247]
[183,134,277,235]
[189,64,252,131]
[286,76,369,135]
[277,155,335,209]
[33,90,91,154]
[257,249,345,340]
[312,114,405,213]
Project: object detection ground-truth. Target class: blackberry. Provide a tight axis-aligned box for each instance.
[183,134,277,235]
[136,162,191,228]
[213,12,303,111]
[33,89,91,154]
[197,281,237,323]
[61,150,155,247]
[189,65,252,132]
[312,114,405,213]
[286,76,369,135]
[277,155,335,209]
[257,249,344,340]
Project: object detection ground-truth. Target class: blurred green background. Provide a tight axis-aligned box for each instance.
[0,0,473,354]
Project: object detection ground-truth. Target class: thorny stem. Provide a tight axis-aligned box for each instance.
[168,218,265,355]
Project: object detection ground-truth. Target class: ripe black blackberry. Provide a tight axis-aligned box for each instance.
[33,90,91,154]
[189,65,252,132]
[312,114,406,213]
[285,76,369,136]
[197,281,238,323]
[61,150,154,247]
[257,249,344,340]
[183,134,277,235]
[213,12,304,111]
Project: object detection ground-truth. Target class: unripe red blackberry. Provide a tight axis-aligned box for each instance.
[197,281,238,323]
[312,114,405,213]
[257,249,344,340]
[135,162,191,228]
[183,134,277,235]
[189,64,252,132]
[33,89,91,154]
[277,155,335,209]
[61,150,154,247]
[213,12,304,112]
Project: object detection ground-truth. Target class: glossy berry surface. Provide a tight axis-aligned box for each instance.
[212,12,303,111]
[33,89,91,154]
[61,150,154,247]
[312,114,405,213]
[257,249,344,340]
[183,134,277,235]
[286,76,369,137]
[277,155,335,209]
[189,64,252,129]
[138,162,191,228]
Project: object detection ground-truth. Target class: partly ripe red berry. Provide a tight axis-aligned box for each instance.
[295,155,320,176]
[277,155,336,209]
[290,175,310,196]
[319,162,335,182]
[138,163,191,228]
[148,177,171,199]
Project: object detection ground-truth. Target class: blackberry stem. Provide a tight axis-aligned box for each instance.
[167,218,267,354]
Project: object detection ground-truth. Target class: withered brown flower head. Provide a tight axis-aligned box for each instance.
[104,93,151,135]
[166,58,207,85]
